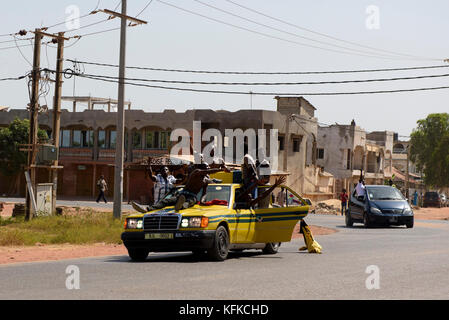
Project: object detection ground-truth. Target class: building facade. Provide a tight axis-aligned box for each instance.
[0,96,334,203]
[316,121,393,196]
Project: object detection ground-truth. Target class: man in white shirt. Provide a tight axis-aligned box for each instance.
[355,179,366,197]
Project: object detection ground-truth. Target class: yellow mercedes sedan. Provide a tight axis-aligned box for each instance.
[121,183,309,261]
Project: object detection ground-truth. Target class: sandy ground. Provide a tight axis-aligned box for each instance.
[1,205,447,265]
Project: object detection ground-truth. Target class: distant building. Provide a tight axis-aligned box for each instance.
[316,121,394,196]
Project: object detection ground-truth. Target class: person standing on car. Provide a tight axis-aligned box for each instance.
[339,188,348,216]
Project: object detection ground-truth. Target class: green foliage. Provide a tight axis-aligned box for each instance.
[410,113,449,188]
[0,118,48,177]
[0,210,125,246]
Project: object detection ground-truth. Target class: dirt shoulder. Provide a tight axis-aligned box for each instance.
[0,243,127,265]
[412,207,449,220]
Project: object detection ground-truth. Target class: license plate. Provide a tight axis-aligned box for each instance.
[389,217,398,222]
[145,233,174,240]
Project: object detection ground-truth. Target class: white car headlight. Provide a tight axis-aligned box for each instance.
[370,207,382,214]
[126,218,143,229]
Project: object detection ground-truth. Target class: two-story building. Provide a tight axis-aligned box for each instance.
[316,121,393,196]
[0,96,335,203]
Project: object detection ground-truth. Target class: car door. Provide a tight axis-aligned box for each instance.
[350,189,364,220]
[232,187,256,243]
[253,186,308,243]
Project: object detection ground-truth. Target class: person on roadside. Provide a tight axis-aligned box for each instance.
[339,188,348,216]
[96,175,108,203]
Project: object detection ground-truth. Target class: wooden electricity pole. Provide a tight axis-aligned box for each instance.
[100,2,147,220]
[25,29,42,221]
[51,32,65,214]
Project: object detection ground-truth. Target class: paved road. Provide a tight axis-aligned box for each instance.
[1,214,449,300]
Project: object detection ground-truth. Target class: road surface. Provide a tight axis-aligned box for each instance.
[1,214,448,300]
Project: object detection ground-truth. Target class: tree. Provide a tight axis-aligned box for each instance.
[0,118,48,181]
[409,113,449,188]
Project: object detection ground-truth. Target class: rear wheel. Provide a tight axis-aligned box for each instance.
[263,242,281,254]
[128,248,149,262]
[207,226,229,261]
[345,209,354,227]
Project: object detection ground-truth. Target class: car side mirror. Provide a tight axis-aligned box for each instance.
[357,195,365,202]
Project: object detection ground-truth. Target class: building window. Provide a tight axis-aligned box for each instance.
[133,131,142,149]
[109,131,117,149]
[292,138,300,153]
[278,136,285,151]
[145,130,171,150]
[347,149,351,170]
[317,148,324,159]
[98,130,106,149]
[60,130,71,147]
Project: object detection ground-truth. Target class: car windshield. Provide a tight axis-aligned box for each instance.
[366,187,404,201]
[200,185,231,205]
[160,185,231,206]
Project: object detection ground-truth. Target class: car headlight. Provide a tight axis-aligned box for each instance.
[180,217,209,228]
[403,209,413,215]
[125,218,143,229]
[370,207,382,214]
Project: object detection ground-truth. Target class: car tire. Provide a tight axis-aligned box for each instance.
[128,248,149,262]
[263,242,281,254]
[207,226,229,261]
[363,213,372,228]
[406,218,414,229]
[345,210,354,227]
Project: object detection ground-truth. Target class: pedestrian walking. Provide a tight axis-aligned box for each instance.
[96,175,108,203]
[339,188,348,216]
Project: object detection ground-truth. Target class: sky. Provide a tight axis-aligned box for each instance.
[1,0,448,138]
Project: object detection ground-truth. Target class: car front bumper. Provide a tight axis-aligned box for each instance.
[121,230,216,252]
[368,213,413,225]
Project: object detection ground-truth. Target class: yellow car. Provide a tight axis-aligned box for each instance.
[121,183,309,261]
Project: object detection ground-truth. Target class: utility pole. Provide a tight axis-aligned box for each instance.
[25,29,42,221]
[51,32,65,214]
[99,2,147,220]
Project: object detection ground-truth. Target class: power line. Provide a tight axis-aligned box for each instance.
[0,74,28,81]
[51,69,449,86]
[223,0,441,62]
[136,0,155,17]
[156,0,439,61]
[51,69,449,96]
[66,58,449,75]
[192,0,432,61]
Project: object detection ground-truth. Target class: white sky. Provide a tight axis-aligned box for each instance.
[1,0,448,138]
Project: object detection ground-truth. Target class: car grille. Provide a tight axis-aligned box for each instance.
[383,209,403,214]
[144,215,180,230]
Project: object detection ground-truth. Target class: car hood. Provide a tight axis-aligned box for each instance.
[144,205,230,217]
[370,200,409,210]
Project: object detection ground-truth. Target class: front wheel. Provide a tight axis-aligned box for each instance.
[363,213,372,228]
[207,226,229,261]
[406,218,414,229]
[128,248,149,262]
[263,242,281,254]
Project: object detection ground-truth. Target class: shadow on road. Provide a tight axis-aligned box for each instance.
[104,250,282,264]
[335,224,408,230]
